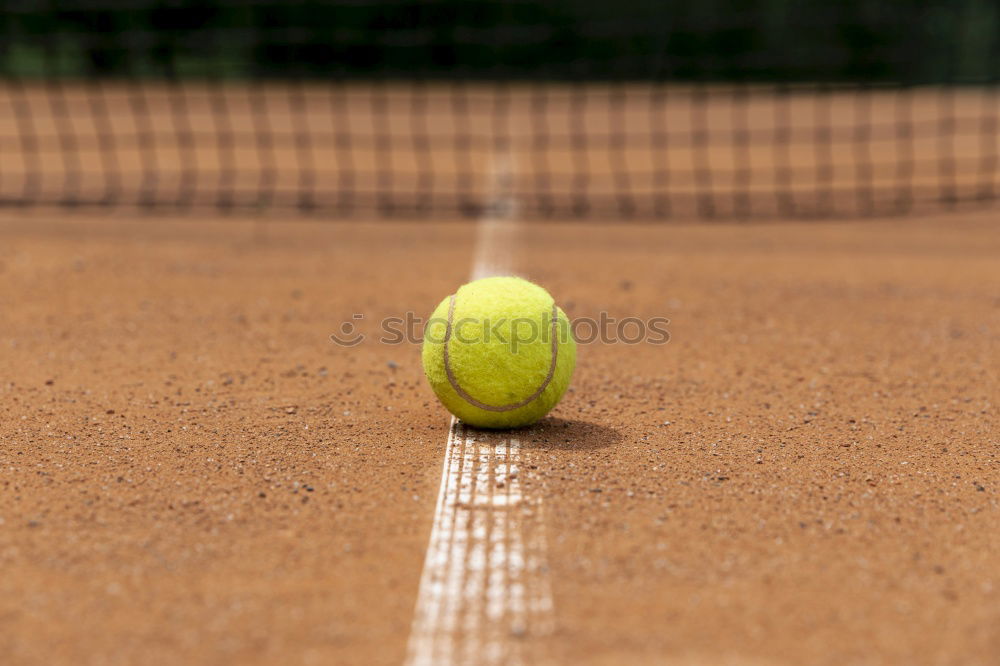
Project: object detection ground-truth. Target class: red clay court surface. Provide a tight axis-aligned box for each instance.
[1,212,997,665]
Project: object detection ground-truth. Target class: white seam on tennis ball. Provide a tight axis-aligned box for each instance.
[442,294,559,413]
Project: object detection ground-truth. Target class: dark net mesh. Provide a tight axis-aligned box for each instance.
[1,0,998,219]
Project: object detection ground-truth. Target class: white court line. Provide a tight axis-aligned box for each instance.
[405,159,555,666]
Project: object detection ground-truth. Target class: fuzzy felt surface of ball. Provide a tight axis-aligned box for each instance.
[421,276,576,428]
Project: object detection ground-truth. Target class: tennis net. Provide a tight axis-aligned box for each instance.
[1,0,998,220]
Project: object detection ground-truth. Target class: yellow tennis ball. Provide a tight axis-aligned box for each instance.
[422,276,576,429]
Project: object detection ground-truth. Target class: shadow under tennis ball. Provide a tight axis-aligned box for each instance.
[462,417,622,452]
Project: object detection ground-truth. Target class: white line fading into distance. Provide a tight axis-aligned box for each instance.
[471,154,518,280]
[404,157,555,666]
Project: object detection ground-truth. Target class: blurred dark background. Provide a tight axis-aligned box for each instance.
[1,0,998,83]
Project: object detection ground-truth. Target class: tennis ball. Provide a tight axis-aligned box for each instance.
[422,276,576,429]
